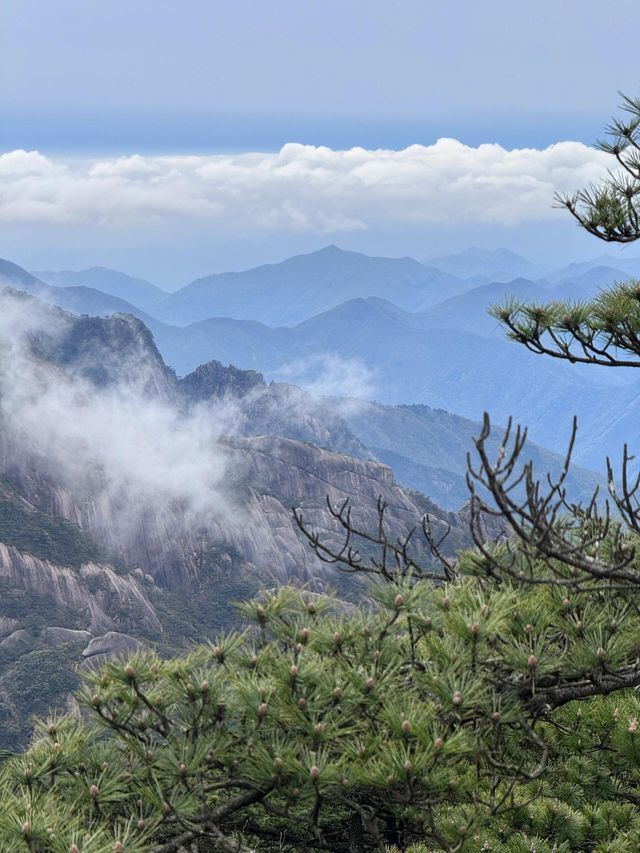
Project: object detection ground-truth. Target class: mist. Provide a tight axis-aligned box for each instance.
[0,292,242,543]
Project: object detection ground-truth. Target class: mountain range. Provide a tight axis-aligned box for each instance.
[2,244,640,472]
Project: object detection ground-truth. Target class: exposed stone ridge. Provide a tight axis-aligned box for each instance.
[179,359,265,400]
[0,543,160,634]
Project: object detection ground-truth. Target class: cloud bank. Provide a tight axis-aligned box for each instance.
[0,140,609,232]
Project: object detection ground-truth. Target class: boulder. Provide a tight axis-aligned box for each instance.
[0,629,30,652]
[82,631,143,666]
[43,627,92,647]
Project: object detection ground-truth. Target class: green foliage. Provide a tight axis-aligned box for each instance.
[0,487,107,570]
[0,580,84,632]
[3,577,640,851]
[0,644,84,752]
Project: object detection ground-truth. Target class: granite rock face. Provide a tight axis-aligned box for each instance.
[0,543,161,634]
[43,627,93,646]
[0,291,465,635]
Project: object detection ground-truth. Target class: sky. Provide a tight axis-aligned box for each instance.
[3,0,640,286]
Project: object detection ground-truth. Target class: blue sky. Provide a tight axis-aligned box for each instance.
[3,0,640,284]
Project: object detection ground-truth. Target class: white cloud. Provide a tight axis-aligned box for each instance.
[0,140,610,231]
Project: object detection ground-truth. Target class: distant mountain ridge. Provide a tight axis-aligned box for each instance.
[426,246,551,282]
[5,247,640,472]
[33,266,167,309]
[148,245,472,326]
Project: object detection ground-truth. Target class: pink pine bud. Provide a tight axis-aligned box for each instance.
[289,665,299,677]
[124,664,135,679]
[314,722,325,735]
[257,702,269,718]
[309,765,320,780]
[470,622,480,636]
[434,737,444,751]
[596,647,606,660]
[527,654,538,669]
[394,594,404,608]
[629,718,639,734]
[452,690,462,706]
[113,843,125,852]
[365,677,375,691]
[332,687,342,700]
[200,680,209,693]
[179,763,188,775]
[401,719,411,733]
[403,760,413,772]
[22,822,31,834]
[298,697,307,709]
[90,784,100,798]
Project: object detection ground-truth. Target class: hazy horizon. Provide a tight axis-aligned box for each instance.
[4,1,640,284]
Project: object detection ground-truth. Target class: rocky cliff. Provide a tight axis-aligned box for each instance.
[0,289,468,747]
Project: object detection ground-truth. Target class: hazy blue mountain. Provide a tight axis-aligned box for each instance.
[143,295,625,468]
[0,259,160,326]
[547,255,640,283]
[417,272,624,340]
[418,278,549,336]
[552,265,634,292]
[152,245,470,326]
[337,400,604,509]
[426,247,550,281]
[33,267,167,309]
[0,258,43,289]
[3,252,638,472]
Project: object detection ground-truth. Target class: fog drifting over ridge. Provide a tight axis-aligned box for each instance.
[0,139,609,233]
[0,294,239,533]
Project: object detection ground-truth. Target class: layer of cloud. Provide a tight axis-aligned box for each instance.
[0,140,609,232]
